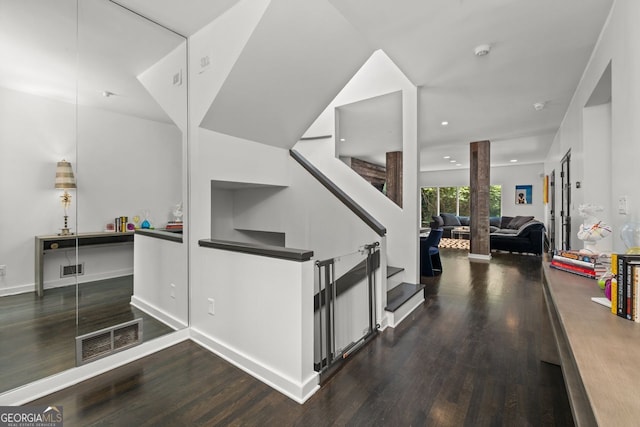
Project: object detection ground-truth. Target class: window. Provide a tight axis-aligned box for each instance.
[421,185,502,226]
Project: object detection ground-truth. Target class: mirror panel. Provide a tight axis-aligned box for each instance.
[0,0,188,393]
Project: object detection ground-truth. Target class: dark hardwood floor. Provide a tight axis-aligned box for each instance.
[0,276,174,393]
[29,250,574,426]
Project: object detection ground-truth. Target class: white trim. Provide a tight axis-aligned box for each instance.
[130,295,188,331]
[0,283,34,296]
[385,291,424,328]
[0,329,190,406]
[468,253,491,262]
[189,328,319,404]
[0,269,134,296]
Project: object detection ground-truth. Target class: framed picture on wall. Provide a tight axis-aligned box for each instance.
[515,184,532,204]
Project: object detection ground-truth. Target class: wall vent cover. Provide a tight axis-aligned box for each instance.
[75,318,143,365]
[61,263,84,278]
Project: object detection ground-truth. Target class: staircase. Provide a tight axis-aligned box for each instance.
[384,266,425,327]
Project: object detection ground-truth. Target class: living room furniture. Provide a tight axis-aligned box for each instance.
[542,262,640,425]
[430,213,544,255]
[420,228,443,276]
[34,231,134,297]
[451,226,470,240]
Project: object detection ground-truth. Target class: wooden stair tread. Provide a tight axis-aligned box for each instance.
[385,282,425,312]
[386,266,404,279]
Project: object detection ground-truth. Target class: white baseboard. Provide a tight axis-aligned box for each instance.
[130,295,187,331]
[468,253,491,262]
[0,329,190,406]
[0,269,134,297]
[189,328,319,404]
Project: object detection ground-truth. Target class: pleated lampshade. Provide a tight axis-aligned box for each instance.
[55,160,76,189]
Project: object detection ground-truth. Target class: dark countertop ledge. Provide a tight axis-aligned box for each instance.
[198,238,313,262]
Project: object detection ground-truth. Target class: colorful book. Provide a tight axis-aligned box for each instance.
[611,253,618,315]
[554,250,598,264]
[550,260,596,278]
[552,255,595,270]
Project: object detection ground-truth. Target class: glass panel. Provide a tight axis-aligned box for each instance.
[458,186,470,216]
[421,187,438,227]
[75,0,187,348]
[0,0,80,393]
[490,185,502,217]
[315,249,371,371]
[439,187,457,215]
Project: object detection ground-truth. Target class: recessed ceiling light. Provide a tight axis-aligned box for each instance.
[533,102,546,111]
[443,156,451,159]
[510,159,518,163]
[449,160,456,163]
[456,163,462,167]
[339,138,345,142]
[441,121,449,126]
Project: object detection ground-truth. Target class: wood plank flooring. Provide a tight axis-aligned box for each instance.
[29,250,574,426]
[0,276,174,393]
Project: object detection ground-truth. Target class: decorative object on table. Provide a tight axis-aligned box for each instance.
[132,215,141,229]
[140,209,152,229]
[576,204,612,255]
[114,216,129,232]
[620,221,640,254]
[515,184,532,204]
[105,223,115,232]
[55,159,76,235]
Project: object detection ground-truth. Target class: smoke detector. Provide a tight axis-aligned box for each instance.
[474,44,491,57]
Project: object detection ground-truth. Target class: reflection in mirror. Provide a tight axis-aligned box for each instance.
[0,0,188,393]
[336,91,403,206]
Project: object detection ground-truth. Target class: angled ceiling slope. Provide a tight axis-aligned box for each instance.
[200,0,374,149]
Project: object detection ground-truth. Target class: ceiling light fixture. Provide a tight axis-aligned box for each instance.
[339,138,345,142]
[443,156,451,159]
[456,163,462,167]
[441,121,449,126]
[533,102,546,111]
[102,90,115,97]
[474,44,491,57]
[450,160,456,163]
[510,159,518,163]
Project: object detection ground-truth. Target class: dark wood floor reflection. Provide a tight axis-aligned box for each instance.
[0,276,173,393]
[30,250,574,426]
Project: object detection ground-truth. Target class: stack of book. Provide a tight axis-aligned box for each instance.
[611,253,640,322]
[165,220,183,232]
[550,250,597,279]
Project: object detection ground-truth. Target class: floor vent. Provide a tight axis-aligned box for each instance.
[61,263,84,278]
[75,318,143,365]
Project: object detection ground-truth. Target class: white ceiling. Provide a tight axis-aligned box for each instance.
[150,0,612,172]
[2,0,614,172]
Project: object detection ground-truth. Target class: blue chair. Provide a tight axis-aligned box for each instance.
[420,228,443,276]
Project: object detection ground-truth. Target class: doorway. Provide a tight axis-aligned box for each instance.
[560,151,571,250]
[549,170,556,253]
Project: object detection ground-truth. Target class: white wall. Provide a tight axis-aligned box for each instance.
[298,50,420,283]
[419,162,545,220]
[132,233,188,330]
[0,86,182,295]
[545,0,640,253]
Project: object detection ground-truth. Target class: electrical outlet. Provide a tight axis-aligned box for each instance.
[208,298,215,315]
[199,55,211,73]
[619,195,629,215]
[0,265,6,277]
[170,283,176,299]
[172,69,182,86]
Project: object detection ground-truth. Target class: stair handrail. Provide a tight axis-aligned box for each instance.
[290,149,386,237]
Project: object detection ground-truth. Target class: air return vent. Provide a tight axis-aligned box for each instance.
[60,263,84,278]
[75,318,143,365]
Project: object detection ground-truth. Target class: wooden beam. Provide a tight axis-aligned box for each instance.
[386,151,402,208]
[469,141,490,258]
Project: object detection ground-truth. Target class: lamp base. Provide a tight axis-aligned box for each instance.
[58,228,74,236]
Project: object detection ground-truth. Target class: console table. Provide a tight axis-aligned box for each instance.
[542,262,640,426]
[34,231,134,297]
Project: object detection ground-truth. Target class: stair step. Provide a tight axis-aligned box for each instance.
[386,266,404,279]
[385,282,425,313]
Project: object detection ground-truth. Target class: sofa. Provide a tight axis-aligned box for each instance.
[430,213,545,255]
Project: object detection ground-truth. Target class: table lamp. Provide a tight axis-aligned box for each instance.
[55,159,76,235]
